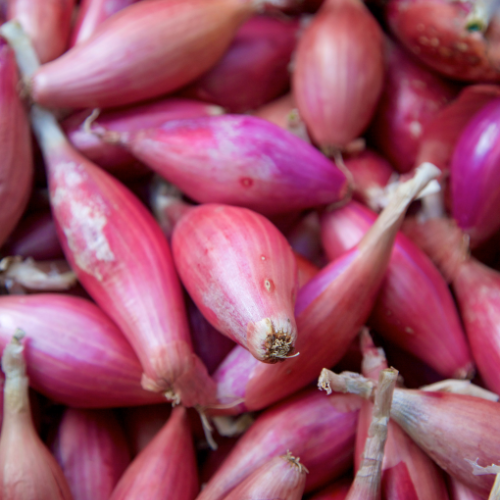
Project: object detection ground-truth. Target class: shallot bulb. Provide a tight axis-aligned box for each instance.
[30,0,295,109]
[293,0,384,151]
[172,204,298,363]
[0,334,73,499]
[451,97,500,246]
[6,0,75,63]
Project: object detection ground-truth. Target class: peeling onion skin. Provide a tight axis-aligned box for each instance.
[172,204,298,363]
[53,408,131,500]
[31,107,215,408]
[30,0,262,109]
[0,40,33,249]
[6,0,75,63]
[70,0,141,47]
[386,0,500,82]
[293,0,384,150]
[0,294,165,407]
[451,97,500,246]
[198,390,361,500]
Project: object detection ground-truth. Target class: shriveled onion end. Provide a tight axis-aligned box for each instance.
[2,330,27,379]
[282,450,309,474]
[247,317,297,363]
[140,373,180,405]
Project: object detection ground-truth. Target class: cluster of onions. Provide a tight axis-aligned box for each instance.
[0,0,500,498]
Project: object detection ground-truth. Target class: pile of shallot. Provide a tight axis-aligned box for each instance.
[0,0,500,498]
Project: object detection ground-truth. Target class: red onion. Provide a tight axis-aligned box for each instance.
[70,0,141,47]
[0,294,164,407]
[449,477,485,500]
[172,204,298,363]
[295,251,320,287]
[308,478,352,500]
[451,97,500,246]
[62,98,223,173]
[0,334,73,499]
[293,0,384,151]
[286,211,325,267]
[0,39,33,249]
[6,0,75,63]
[368,40,457,173]
[181,15,300,112]
[96,114,350,216]
[386,0,500,82]
[403,217,500,396]
[53,408,131,500]
[320,370,500,496]
[199,389,361,500]
[30,0,294,109]
[212,163,440,414]
[320,201,473,379]
[2,212,64,261]
[109,407,198,500]
[417,84,500,173]
[343,150,396,211]
[221,453,307,500]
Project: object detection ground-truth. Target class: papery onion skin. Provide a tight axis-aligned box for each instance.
[0,294,165,407]
[70,0,141,47]
[31,0,260,108]
[172,204,298,363]
[32,106,215,407]
[181,15,300,113]
[448,476,485,500]
[293,0,384,150]
[108,407,198,500]
[320,201,473,379]
[451,97,500,246]
[62,98,223,173]
[0,40,33,249]
[198,390,361,500]
[6,0,75,63]
[308,478,352,500]
[368,40,457,173]
[111,114,349,216]
[53,408,131,500]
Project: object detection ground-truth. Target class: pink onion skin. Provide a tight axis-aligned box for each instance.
[62,98,223,173]
[390,389,499,496]
[221,454,307,500]
[187,297,236,375]
[33,110,215,408]
[344,150,395,209]
[308,478,352,500]
[286,212,325,268]
[120,404,171,456]
[2,211,64,261]
[6,0,75,63]
[0,40,33,249]
[449,477,485,500]
[172,204,298,363]
[295,251,320,287]
[417,84,500,173]
[181,16,299,113]
[113,115,349,216]
[201,437,239,485]
[386,0,500,82]
[53,408,131,500]
[320,201,473,379]
[70,0,141,47]
[293,0,384,150]
[0,338,74,500]
[0,294,164,407]
[368,41,457,173]
[31,0,261,109]
[451,97,500,245]
[109,407,198,500]
[198,390,361,500]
